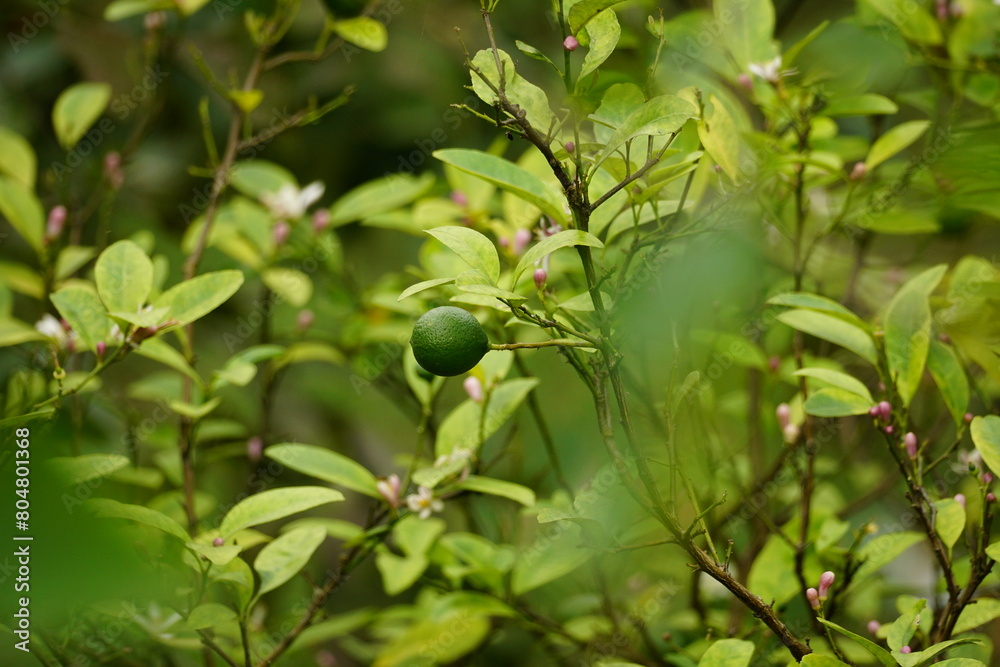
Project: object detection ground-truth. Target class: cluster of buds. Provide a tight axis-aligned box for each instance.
[868,400,895,433]
[806,571,836,610]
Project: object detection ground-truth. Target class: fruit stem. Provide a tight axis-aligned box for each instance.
[490,340,596,350]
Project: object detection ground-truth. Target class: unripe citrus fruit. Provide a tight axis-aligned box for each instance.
[410,306,490,377]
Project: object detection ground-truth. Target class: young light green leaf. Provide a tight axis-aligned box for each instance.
[255,525,327,595]
[328,173,433,227]
[375,550,429,596]
[95,240,153,315]
[567,0,628,33]
[577,9,621,83]
[933,499,966,552]
[469,49,555,134]
[230,160,297,198]
[511,526,593,595]
[854,532,924,580]
[515,40,559,70]
[927,340,970,426]
[803,388,873,417]
[866,0,942,45]
[185,603,237,630]
[153,270,244,326]
[0,127,36,189]
[104,0,175,21]
[50,286,108,352]
[697,638,754,667]
[512,230,604,286]
[135,338,205,388]
[794,368,873,402]
[48,454,130,486]
[0,177,44,253]
[452,475,535,507]
[972,415,1000,478]
[426,226,501,284]
[767,292,867,328]
[435,378,539,457]
[52,82,112,150]
[714,0,777,70]
[398,277,455,301]
[894,639,981,667]
[85,498,190,542]
[54,246,98,282]
[866,120,931,171]
[434,149,568,225]
[887,598,926,651]
[698,94,742,182]
[747,534,798,606]
[884,265,947,406]
[801,656,851,667]
[394,515,446,557]
[776,309,877,364]
[333,17,387,51]
[219,486,345,538]
[823,94,899,117]
[953,598,1000,634]
[262,268,312,307]
[597,95,697,169]
[818,619,896,667]
[265,443,379,498]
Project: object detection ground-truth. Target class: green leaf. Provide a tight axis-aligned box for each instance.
[884,265,947,406]
[927,340,969,426]
[219,486,345,538]
[265,443,379,498]
[52,82,112,150]
[50,286,108,352]
[0,177,44,253]
[85,498,190,542]
[776,310,877,364]
[698,95,742,182]
[95,241,153,315]
[894,639,981,667]
[175,0,211,15]
[398,277,455,301]
[186,603,237,631]
[855,532,924,580]
[768,292,867,328]
[434,149,568,225]
[0,127,36,189]
[328,173,433,227]
[394,515,446,557]
[435,378,539,457]
[597,95,697,169]
[135,338,204,388]
[932,661,988,667]
[954,598,1000,634]
[818,619,896,667]
[153,270,244,326]
[454,270,526,301]
[333,17,388,51]
[866,0,942,45]
[187,542,241,565]
[794,368,873,402]
[375,550,428,596]
[578,9,621,83]
[372,600,491,665]
[272,341,345,370]
[54,246,98,282]
[512,229,604,286]
[713,0,777,70]
[804,388,874,417]
[515,40,558,70]
[933,498,966,552]
[262,267,312,307]
[255,525,327,595]
[801,656,851,667]
[230,160,297,198]
[866,120,931,171]
[888,598,926,651]
[426,226,500,284]
[567,0,627,33]
[104,1,175,21]
[168,396,221,420]
[511,526,593,595]
[971,416,1000,477]
[452,475,535,506]
[747,534,798,606]
[697,638,754,667]
[48,454,130,485]
[469,49,555,137]
[228,89,263,114]
[823,94,899,117]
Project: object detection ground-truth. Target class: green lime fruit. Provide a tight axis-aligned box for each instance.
[410,306,491,377]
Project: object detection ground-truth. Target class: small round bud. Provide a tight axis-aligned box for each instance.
[498,237,509,249]
[900,646,912,654]
[514,228,532,255]
[868,405,880,418]
[965,412,974,423]
[312,209,331,233]
[95,340,107,361]
[213,537,224,547]
[806,587,820,610]
[296,309,314,332]
[877,400,892,422]
[315,650,337,667]
[818,571,835,599]
[938,332,951,344]
[564,141,575,154]
[850,162,867,181]
[768,355,780,372]
[954,493,966,510]
[450,190,468,207]
[782,423,800,444]
[45,205,67,242]
[247,436,263,463]
[884,425,895,435]
[776,403,791,430]
[737,72,753,92]
[867,620,881,635]
[983,472,994,484]
[144,10,166,31]
[988,493,996,503]
[563,35,579,51]
[904,432,918,460]
[533,268,547,289]
[273,221,291,246]
[463,376,484,403]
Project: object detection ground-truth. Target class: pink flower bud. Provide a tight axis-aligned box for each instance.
[806,587,820,610]
[533,268,547,289]
[514,228,532,255]
[312,209,331,232]
[850,162,867,181]
[213,537,224,547]
[45,205,67,242]
[904,432,918,459]
[877,401,892,422]
[450,190,468,207]
[867,620,881,635]
[984,472,993,484]
[965,413,974,423]
[776,403,791,430]
[376,474,402,508]
[104,151,124,189]
[900,646,912,654]
[768,356,780,372]
[935,0,948,20]
[296,309,314,331]
[498,237,509,249]
[938,332,951,344]
[737,73,753,92]
[144,10,166,31]
[868,405,880,418]
[564,141,575,154]
[954,493,966,509]
[95,340,107,361]
[247,436,263,463]
[273,221,291,246]
[563,35,579,51]
[818,571,835,599]
[782,423,800,444]
[884,425,895,435]
[315,650,337,667]
[987,493,996,503]
[463,376,483,403]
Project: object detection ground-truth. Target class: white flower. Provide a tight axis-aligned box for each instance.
[35,314,65,343]
[261,181,325,220]
[405,486,444,519]
[748,56,795,83]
